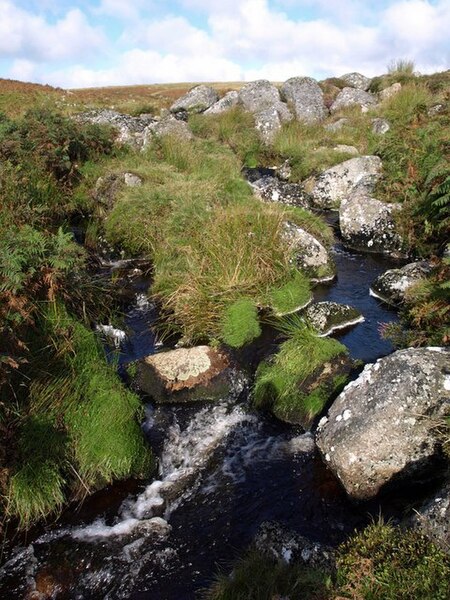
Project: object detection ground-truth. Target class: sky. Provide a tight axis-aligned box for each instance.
[0,0,449,88]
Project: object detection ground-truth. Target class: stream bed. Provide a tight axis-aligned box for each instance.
[0,242,402,600]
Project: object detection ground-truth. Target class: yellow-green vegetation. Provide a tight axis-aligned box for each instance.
[253,317,348,426]
[103,136,316,343]
[205,521,450,600]
[221,299,261,348]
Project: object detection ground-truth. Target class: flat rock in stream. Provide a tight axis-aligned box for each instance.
[316,347,450,500]
[304,301,364,336]
[137,346,246,403]
[371,261,431,305]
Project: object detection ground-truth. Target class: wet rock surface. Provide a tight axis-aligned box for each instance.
[280,76,328,123]
[169,85,219,115]
[304,301,364,336]
[339,193,404,256]
[316,347,450,500]
[137,346,246,403]
[371,261,431,305]
[282,221,335,282]
[308,156,382,209]
[254,521,335,571]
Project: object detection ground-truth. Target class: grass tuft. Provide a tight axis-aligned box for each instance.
[220,298,261,348]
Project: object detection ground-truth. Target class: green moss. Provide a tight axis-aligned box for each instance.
[221,298,261,348]
[253,321,348,427]
[267,271,311,315]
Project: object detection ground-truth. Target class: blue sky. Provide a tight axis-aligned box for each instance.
[1,0,448,88]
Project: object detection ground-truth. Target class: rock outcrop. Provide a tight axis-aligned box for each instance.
[281,221,335,282]
[143,115,194,143]
[316,347,450,500]
[280,77,328,123]
[308,156,382,209]
[76,109,154,147]
[304,301,364,336]
[250,176,310,208]
[137,346,245,403]
[169,85,219,116]
[370,261,431,305]
[238,80,292,142]
[330,88,377,113]
[379,82,402,102]
[339,193,404,256]
[340,72,371,91]
[204,90,239,114]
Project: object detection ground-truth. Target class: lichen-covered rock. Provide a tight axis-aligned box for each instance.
[169,85,219,115]
[324,118,349,132]
[137,346,245,403]
[254,522,335,571]
[250,176,311,208]
[371,117,390,135]
[308,156,382,209]
[370,261,431,305]
[340,72,371,91]
[76,109,153,147]
[93,171,142,214]
[316,347,450,500]
[280,76,328,123]
[410,479,450,552]
[204,90,239,114]
[379,82,402,101]
[330,87,377,113]
[238,80,292,142]
[339,193,404,256]
[143,116,193,143]
[304,301,364,336]
[281,221,335,282]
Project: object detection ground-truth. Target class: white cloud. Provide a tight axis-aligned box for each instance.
[0,1,105,62]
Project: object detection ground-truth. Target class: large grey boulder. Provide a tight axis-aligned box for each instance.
[370,261,431,305]
[339,193,404,256]
[143,115,193,144]
[304,301,364,336]
[330,87,377,113]
[281,221,335,282]
[204,90,239,115]
[280,76,328,123]
[250,176,311,208]
[137,346,246,403]
[379,82,402,102]
[411,479,450,552]
[308,156,382,209]
[340,72,371,91]
[169,84,219,115]
[238,80,292,142]
[316,347,450,500]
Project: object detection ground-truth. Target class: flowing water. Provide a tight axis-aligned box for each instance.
[0,241,402,600]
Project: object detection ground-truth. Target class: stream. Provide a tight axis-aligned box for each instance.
[0,240,402,599]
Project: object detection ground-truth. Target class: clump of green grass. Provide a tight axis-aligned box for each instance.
[6,415,66,528]
[189,106,264,166]
[336,520,450,600]
[220,298,261,348]
[284,206,335,247]
[266,271,311,315]
[253,317,348,427]
[203,548,330,600]
[382,82,432,124]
